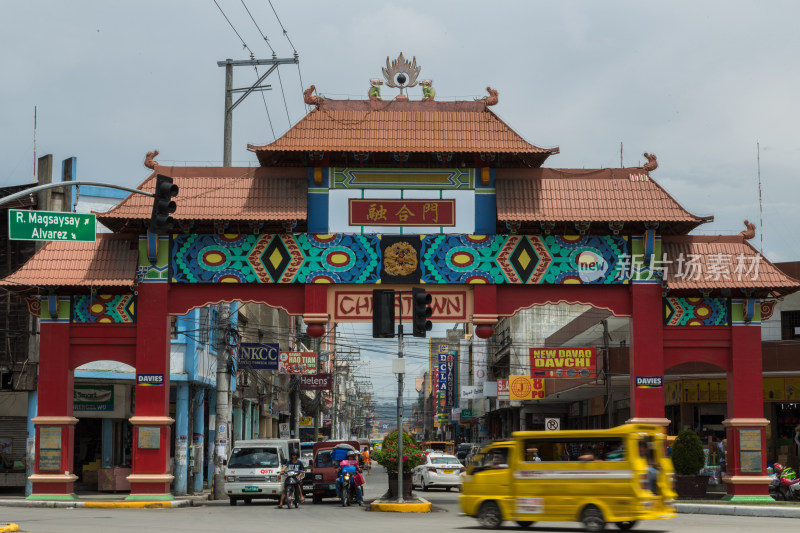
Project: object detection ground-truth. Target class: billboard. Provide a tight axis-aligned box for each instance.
[239,343,279,370]
[300,373,332,390]
[529,347,596,378]
[278,352,317,374]
[509,376,545,400]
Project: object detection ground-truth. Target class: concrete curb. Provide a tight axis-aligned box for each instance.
[0,499,191,509]
[0,524,19,533]
[676,503,800,518]
[370,497,432,513]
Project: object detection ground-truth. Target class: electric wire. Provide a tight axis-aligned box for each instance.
[213,0,254,56]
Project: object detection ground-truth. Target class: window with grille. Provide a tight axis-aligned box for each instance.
[781,310,800,340]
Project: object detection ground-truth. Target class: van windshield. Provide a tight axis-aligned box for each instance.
[522,437,625,462]
[228,447,280,468]
[315,450,334,468]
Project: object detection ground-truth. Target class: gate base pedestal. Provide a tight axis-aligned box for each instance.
[125,493,175,501]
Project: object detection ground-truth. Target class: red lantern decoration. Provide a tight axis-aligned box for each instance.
[475,324,494,339]
[306,324,325,338]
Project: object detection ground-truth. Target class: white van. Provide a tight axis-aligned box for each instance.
[225,440,287,505]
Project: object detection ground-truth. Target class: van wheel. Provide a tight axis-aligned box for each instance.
[478,501,503,528]
[313,495,322,504]
[581,505,605,532]
[228,497,237,506]
[244,498,252,505]
[615,522,637,530]
[516,521,534,527]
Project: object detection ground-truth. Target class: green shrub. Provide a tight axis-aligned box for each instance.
[671,429,705,475]
[371,430,426,475]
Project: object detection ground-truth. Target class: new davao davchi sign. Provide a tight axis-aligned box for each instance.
[530,348,596,378]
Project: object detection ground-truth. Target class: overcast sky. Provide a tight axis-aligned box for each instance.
[3,1,799,401]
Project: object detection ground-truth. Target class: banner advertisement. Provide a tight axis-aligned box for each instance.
[473,338,488,386]
[299,416,314,428]
[497,379,510,401]
[278,352,317,374]
[529,347,596,378]
[461,385,484,400]
[74,385,114,411]
[239,342,279,370]
[300,373,332,390]
[509,376,545,400]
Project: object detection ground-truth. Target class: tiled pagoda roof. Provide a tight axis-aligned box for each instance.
[0,233,138,289]
[248,99,559,167]
[496,167,711,235]
[662,235,800,297]
[97,166,307,233]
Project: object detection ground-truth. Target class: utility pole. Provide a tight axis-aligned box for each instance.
[602,319,613,428]
[314,335,321,442]
[218,57,299,166]
[213,303,231,499]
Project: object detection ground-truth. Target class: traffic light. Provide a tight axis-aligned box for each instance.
[149,174,179,234]
[372,289,395,338]
[412,287,432,337]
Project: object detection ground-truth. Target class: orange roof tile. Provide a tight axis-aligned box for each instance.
[97,166,307,232]
[248,100,558,162]
[662,235,800,296]
[496,168,709,230]
[0,234,138,289]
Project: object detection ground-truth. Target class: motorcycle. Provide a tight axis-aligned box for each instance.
[282,470,304,509]
[778,475,800,501]
[339,466,359,507]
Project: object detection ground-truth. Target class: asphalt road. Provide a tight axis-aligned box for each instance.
[0,466,795,533]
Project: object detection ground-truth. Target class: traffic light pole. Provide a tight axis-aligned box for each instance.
[397,305,405,503]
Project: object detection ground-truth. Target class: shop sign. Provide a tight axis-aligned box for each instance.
[300,373,332,390]
[348,199,455,227]
[497,379,510,401]
[239,343,279,370]
[461,385,484,400]
[278,352,317,374]
[530,348,596,378]
[299,416,314,428]
[74,385,114,411]
[509,376,545,400]
[635,376,663,389]
[137,373,164,386]
[461,409,473,420]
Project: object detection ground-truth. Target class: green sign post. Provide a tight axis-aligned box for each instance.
[8,209,96,242]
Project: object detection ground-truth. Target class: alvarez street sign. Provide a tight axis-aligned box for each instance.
[9,209,96,242]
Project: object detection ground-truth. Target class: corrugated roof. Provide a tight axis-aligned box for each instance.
[496,168,709,227]
[248,99,558,159]
[97,166,307,231]
[662,235,800,296]
[0,234,138,288]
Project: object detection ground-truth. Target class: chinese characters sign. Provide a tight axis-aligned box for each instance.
[530,348,596,378]
[278,352,317,374]
[348,199,455,226]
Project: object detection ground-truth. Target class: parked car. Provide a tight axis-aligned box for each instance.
[464,444,483,468]
[455,442,476,463]
[411,453,464,491]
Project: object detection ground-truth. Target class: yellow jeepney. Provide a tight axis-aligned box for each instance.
[459,424,676,531]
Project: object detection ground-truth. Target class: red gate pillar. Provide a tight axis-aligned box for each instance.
[723,324,771,500]
[29,321,78,499]
[126,282,174,500]
[627,284,669,430]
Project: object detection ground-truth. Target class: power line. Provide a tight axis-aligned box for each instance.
[213,0,254,57]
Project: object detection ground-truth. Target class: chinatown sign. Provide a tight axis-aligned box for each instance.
[348,199,456,227]
[530,347,596,379]
[332,288,468,322]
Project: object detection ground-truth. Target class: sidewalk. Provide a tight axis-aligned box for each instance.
[0,488,211,509]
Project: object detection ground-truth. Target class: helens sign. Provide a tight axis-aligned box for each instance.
[301,373,332,390]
